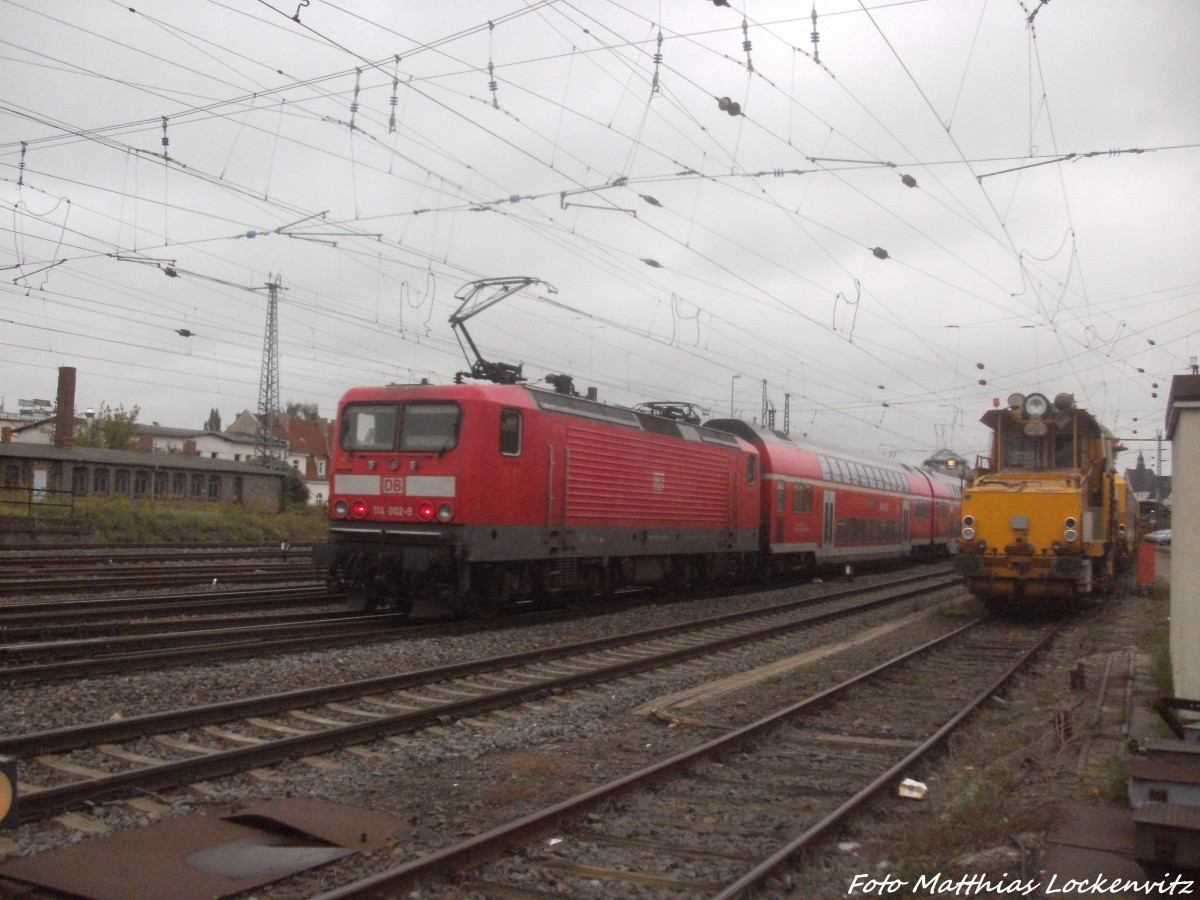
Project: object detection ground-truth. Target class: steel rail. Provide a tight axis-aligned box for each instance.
[0,540,316,555]
[3,571,953,752]
[0,585,336,627]
[712,622,1060,898]
[0,608,356,641]
[0,566,321,596]
[0,613,409,683]
[312,617,1057,899]
[9,574,956,818]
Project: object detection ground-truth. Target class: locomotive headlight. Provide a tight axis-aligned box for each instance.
[963,515,975,528]
[351,500,369,519]
[1065,516,1078,530]
[1064,529,1079,543]
[332,499,349,518]
[418,503,436,521]
[1023,393,1050,420]
[962,526,976,541]
[437,503,454,523]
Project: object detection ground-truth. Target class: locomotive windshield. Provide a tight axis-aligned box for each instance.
[341,402,461,453]
[399,403,460,451]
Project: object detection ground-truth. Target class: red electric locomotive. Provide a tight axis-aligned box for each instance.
[318,279,959,615]
[704,420,961,574]
[320,380,761,614]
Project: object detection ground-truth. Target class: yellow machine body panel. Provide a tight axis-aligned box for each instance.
[955,391,1125,612]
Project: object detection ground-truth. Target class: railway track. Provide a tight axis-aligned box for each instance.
[0,611,411,683]
[0,584,338,631]
[316,616,1058,898]
[0,542,321,596]
[3,571,958,822]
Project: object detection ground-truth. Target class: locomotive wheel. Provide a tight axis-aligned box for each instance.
[343,556,380,613]
[583,564,611,599]
[347,591,379,613]
[472,567,511,618]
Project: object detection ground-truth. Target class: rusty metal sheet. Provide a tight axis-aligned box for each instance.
[0,799,403,900]
[226,797,403,853]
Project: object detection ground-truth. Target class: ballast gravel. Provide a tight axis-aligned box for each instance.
[0,567,966,896]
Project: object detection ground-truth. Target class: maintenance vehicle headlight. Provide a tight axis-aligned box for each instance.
[1023,393,1050,419]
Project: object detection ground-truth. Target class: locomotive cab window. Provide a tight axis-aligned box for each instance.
[342,404,399,452]
[400,403,461,452]
[342,402,462,453]
[499,408,522,456]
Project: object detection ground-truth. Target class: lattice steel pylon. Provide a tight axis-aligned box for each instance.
[255,274,284,465]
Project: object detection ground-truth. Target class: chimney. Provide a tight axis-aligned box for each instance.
[54,366,76,447]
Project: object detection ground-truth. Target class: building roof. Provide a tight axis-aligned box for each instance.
[134,424,282,448]
[1123,452,1172,501]
[9,417,56,433]
[0,441,286,476]
[276,417,331,457]
[229,411,332,458]
[1166,374,1200,440]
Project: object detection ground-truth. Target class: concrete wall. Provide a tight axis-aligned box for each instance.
[1166,375,1200,700]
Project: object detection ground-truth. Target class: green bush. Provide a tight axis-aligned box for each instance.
[71,496,328,543]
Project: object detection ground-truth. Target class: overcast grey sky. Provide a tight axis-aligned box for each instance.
[2,1,1196,471]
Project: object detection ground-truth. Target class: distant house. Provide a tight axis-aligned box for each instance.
[1124,452,1172,523]
[227,411,332,506]
[0,399,55,439]
[922,448,969,480]
[4,417,57,444]
[134,424,286,462]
